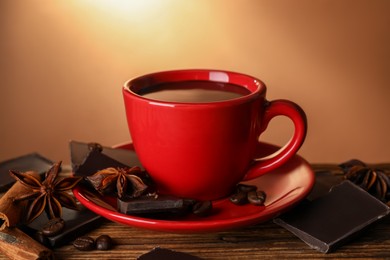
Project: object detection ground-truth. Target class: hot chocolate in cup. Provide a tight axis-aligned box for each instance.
[122,69,307,201]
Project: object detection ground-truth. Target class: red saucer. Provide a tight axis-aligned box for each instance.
[73,142,314,233]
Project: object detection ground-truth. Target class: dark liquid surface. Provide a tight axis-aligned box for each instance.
[138,81,251,103]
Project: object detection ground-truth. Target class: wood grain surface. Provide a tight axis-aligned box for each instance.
[1,164,389,260]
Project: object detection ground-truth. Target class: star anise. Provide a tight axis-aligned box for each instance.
[9,161,82,224]
[340,160,390,203]
[86,166,149,199]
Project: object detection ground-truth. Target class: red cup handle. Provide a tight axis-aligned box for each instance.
[243,99,307,180]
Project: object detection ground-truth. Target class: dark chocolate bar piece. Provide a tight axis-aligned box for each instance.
[306,170,343,201]
[22,205,103,248]
[137,247,203,260]
[117,195,195,215]
[274,181,390,253]
[73,149,129,177]
[69,140,141,173]
[0,153,53,192]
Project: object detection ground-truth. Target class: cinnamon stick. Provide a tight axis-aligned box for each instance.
[0,227,53,260]
[0,171,38,230]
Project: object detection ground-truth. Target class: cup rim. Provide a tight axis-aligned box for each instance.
[123,69,266,106]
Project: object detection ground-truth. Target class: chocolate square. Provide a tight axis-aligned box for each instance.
[73,149,129,177]
[0,153,53,192]
[69,140,141,174]
[274,181,390,253]
[23,206,103,248]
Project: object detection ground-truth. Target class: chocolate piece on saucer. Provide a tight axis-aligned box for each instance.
[137,247,203,260]
[117,195,195,216]
[22,205,103,248]
[69,140,142,173]
[0,153,53,192]
[274,180,390,253]
[73,149,129,177]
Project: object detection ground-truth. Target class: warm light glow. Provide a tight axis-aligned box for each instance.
[82,0,165,16]
[2,0,389,164]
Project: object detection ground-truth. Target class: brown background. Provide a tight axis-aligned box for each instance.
[1,0,389,164]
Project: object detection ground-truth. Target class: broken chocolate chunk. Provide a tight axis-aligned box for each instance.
[73,149,129,177]
[117,195,195,216]
[137,247,203,260]
[22,206,102,248]
[274,181,390,253]
[69,140,142,174]
[72,143,154,198]
[0,153,53,192]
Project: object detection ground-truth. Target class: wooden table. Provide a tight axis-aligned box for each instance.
[1,164,390,259]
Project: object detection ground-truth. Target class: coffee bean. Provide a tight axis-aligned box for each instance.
[41,218,65,237]
[95,235,113,250]
[247,190,266,205]
[237,184,257,193]
[192,201,212,217]
[229,191,248,205]
[73,236,95,251]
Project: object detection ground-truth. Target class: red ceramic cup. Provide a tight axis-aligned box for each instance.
[123,69,307,201]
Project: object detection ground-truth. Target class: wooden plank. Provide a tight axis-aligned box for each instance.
[0,163,389,259]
